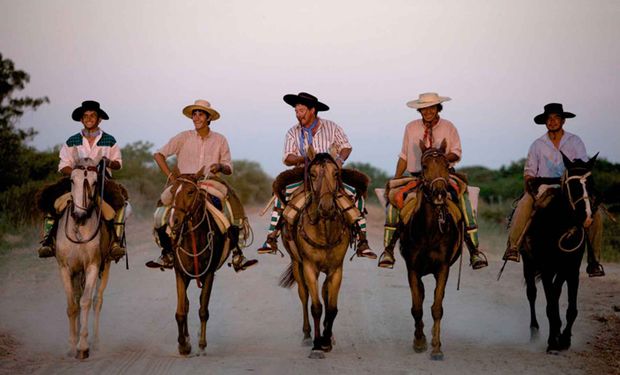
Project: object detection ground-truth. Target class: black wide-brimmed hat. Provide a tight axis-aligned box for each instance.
[283,92,329,112]
[534,103,575,125]
[71,100,109,121]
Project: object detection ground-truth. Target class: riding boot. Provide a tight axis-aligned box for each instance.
[378,226,398,269]
[145,227,174,270]
[109,204,127,262]
[464,228,488,270]
[586,210,605,277]
[228,225,258,272]
[356,229,377,259]
[37,214,57,258]
[258,209,283,254]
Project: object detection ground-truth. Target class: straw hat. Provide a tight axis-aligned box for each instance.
[182,99,220,121]
[406,92,451,109]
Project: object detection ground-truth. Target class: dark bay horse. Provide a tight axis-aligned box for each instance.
[279,152,352,359]
[522,153,598,353]
[167,170,230,356]
[399,140,463,360]
[53,158,112,359]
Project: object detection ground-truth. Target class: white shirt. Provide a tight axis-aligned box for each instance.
[524,130,587,178]
[283,118,352,162]
[399,118,462,173]
[58,131,122,172]
[157,130,233,174]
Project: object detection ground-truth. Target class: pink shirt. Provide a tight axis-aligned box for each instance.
[283,118,352,163]
[157,130,233,174]
[399,118,462,173]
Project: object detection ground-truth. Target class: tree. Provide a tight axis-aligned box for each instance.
[0,53,50,191]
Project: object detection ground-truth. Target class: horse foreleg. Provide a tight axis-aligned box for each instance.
[175,272,192,356]
[293,261,311,344]
[407,270,427,353]
[92,261,111,351]
[302,263,323,358]
[542,274,562,353]
[523,261,539,340]
[59,267,79,356]
[429,268,448,361]
[198,273,215,353]
[559,271,580,351]
[76,264,99,359]
[321,267,343,352]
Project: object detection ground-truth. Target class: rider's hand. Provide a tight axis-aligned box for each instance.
[209,163,221,174]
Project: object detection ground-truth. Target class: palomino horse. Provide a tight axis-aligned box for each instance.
[279,152,351,359]
[522,153,598,353]
[55,158,112,359]
[167,170,230,356]
[400,140,463,360]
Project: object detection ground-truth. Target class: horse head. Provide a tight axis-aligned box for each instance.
[419,139,450,205]
[561,151,598,228]
[70,158,100,223]
[169,167,207,239]
[307,152,341,221]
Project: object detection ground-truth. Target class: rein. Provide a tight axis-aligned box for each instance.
[64,164,104,245]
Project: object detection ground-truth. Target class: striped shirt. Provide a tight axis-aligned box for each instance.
[524,131,587,178]
[283,118,352,163]
[399,118,462,173]
[157,130,233,174]
[58,131,122,172]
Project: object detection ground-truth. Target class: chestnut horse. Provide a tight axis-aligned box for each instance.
[399,140,463,360]
[279,152,352,359]
[54,158,112,359]
[167,171,230,356]
[521,153,598,353]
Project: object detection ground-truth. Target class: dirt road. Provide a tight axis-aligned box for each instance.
[1,206,618,374]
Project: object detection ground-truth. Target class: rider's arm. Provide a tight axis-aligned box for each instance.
[284,154,305,167]
[394,157,407,178]
[154,152,177,180]
[446,153,460,163]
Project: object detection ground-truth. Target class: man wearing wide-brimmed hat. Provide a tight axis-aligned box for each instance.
[36,100,128,262]
[256,92,377,259]
[146,99,257,272]
[378,92,488,270]
[502,103,605,277]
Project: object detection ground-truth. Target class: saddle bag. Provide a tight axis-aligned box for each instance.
[335,192,362,225]
[283,190,308,225]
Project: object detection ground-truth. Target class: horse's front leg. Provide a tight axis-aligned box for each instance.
[198,272,215,353]
[58,266,79,356]
[302,263,323,359]
[76,264,99,359]
[408,269,426,353]
[320,267,343,352]
[523,259,539,341]
[175,271,192,356]
[429,267,449,361]
[92,261,111,351]
[292,260,312,345]
[542,274,562,353]
[559,270,580,351]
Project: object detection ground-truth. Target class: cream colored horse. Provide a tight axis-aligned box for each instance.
[55,158,112,359]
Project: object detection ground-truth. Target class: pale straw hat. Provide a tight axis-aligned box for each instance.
[406,92,451,109]
[182,99,221,121]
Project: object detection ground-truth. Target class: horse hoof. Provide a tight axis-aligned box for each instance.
[546,348,560,355]
[302,337,313,347]
[308,350,325,359]
[76,349,89,360]
[430,351,444,361]
[413,340,427,353]
[178,344,192,356]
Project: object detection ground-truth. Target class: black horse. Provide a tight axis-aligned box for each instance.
[400,140,463,360]
[522,152,598,353]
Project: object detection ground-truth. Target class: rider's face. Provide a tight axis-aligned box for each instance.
[545,113,565,133]
[192,110,210,130]
[81,111,102,130]
[295,104,316,127]
[419,105,439,123]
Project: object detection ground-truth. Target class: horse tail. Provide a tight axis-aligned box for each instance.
[278,262,297,289]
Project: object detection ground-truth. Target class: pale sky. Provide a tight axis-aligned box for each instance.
[1,0,618,176]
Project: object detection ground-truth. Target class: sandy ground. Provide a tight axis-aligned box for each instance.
[0,205,619,375]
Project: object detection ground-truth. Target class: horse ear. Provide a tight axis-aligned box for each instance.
[419,140,427,153]
[439,138,447,153]
[587,152,599,169]
[307,144,316,161]
[561,151,573,168]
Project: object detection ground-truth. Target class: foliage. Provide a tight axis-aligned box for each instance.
[222,160,272,205]
[346,161,390,204]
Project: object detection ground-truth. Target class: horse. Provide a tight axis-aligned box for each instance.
[167,169,230,356]
[521,152,598,353]
[399,140,463,360]
[279,152,352,359]
[54,158,112,359]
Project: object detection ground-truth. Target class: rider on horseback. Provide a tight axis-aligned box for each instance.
[256,92,377,259]
[146,99,257,272]
[502,103,605,277]
[36,100,127,262]
[378,92,488,270]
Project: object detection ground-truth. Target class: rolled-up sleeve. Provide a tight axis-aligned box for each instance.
[58,143,75,172]
[283,128,299,162]
[448,125,462,159]
[219,137,233,173]
[524,143,539,177]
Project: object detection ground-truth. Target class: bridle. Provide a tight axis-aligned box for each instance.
[65,164,103,244]
[420,148,449,204]
[558,168,594,253]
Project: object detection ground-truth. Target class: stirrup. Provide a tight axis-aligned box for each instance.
[110,243,126,262]
[586,262,605,277]
[230,254,258,272]
[37,244,55,258]
[378,251,395,269]
[355,242,377,259]
[470,251,488,270]
[502,247,520,263]
[257,238,278,255]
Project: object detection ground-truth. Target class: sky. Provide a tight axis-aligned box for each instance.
[1,0,618,177]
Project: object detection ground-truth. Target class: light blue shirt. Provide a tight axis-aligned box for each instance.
[524,130,587,178]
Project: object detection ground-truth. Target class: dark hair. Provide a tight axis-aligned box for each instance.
[417,103,443,113]
[192,109,210,120]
